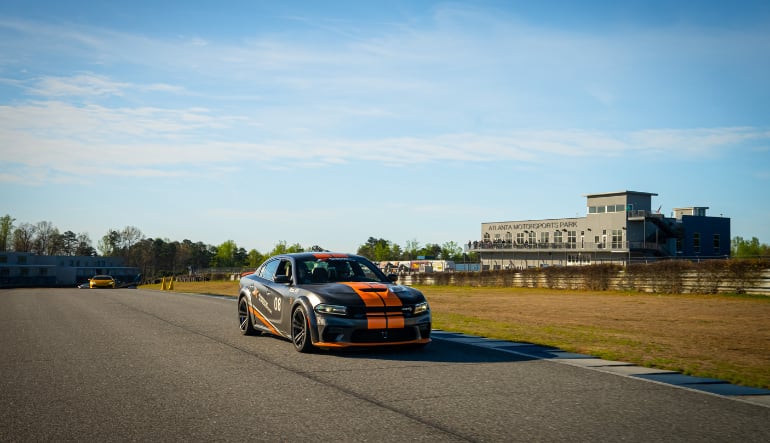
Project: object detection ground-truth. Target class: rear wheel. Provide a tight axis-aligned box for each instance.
[238,297,258,336]
[291,306,314,353]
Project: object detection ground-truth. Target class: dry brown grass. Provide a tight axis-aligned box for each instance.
[422,286,770,389]
[143,281,770,388]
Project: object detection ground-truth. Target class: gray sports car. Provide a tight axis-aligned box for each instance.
[238,252,431,352]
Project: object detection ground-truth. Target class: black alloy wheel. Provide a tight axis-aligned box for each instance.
[291,306,313,353]
[238,297,257,336]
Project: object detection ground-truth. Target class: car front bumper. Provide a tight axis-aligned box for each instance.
[313,312,431,348]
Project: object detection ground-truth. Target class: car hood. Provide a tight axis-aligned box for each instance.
[304,282,426,306]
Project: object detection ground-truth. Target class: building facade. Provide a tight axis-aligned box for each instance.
[0,252,140,287]
[467,191,730,270]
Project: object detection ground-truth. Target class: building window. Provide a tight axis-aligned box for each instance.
[505,232,512,243]
[554,231,563,244]
[540,232,549,244]
[18,256,27,264]
[597,206,606,213]
[713,234,720,253]
[39,268,48,276]
[0,255,6,264]
[693,232,701,253]
[528,231,536,244]
[611,229,623,249]
[567,254,591,265]
[588,206,597,214]
[568,231,576,249]
[516,232,525,244]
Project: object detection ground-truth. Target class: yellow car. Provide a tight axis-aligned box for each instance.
[89,275,116,289]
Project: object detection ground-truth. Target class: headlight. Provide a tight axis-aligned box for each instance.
[412,301,429,315]
[389,285,408,293]
[315,304,348,316]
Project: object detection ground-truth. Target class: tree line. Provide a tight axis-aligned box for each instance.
[3,214,765,278]
[731,236,770,258]
[0,215,477,278]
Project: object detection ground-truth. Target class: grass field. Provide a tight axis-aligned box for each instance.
[141,280,770,389]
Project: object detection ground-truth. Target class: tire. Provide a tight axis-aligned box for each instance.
[291,306,314,353]
[238,297,258,336]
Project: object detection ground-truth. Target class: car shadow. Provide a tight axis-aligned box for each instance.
[329,336,540,364]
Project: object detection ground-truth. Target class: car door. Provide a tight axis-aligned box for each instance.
[249,258,281,330]
[260,258,293,334]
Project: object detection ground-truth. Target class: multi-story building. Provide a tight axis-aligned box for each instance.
[467,191,730,270]
[0,252,140,287]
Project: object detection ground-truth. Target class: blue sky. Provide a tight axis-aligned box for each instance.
[1,0,769,254]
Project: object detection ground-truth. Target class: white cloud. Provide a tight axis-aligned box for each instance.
[628,127,766,155]
[2,93,767,184]
[29,74,129,97]
[25,74,187,98]
[2,10,769,184]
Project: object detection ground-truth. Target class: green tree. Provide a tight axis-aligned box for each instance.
[213,240,239,267]
[417,243,442,259]
[269,240,304,256]
[61,231,78,255]
[358,237,394,261]
[247,249,264,267]
[235,247,248,265]
[390,243,403,260]
[0,215,14,251]
[98,230,122,256]
[403,239,420,259]
[731,236,770,258]
[440,241,463,261]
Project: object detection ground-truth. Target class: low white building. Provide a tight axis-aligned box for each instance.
[0,252,140,287]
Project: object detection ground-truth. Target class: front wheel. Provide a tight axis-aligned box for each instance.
[238,297,258,336]
[291,306,314,353]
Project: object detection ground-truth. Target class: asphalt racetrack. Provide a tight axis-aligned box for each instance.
[2,288,769,442]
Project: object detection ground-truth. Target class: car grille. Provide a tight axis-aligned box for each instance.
[347,305,422,319]
[352,328,418,343]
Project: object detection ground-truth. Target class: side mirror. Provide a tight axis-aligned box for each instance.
[388,273,398,282]
[274,275,291,284]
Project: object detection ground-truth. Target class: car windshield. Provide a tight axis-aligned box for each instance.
[295,257,388,284]
[92,275,112,280]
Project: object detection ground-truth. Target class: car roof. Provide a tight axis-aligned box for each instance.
[274,252,361,260]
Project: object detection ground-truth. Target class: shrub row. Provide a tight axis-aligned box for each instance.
[406,259,770,295]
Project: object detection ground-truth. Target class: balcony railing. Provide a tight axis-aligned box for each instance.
[627,210,664,220]
[466,240,667,253]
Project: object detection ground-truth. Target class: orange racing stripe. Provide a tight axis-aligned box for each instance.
[315,337,430,349]
[342,282,405,330]
[312,253,349,259]
[248,304,280,335]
